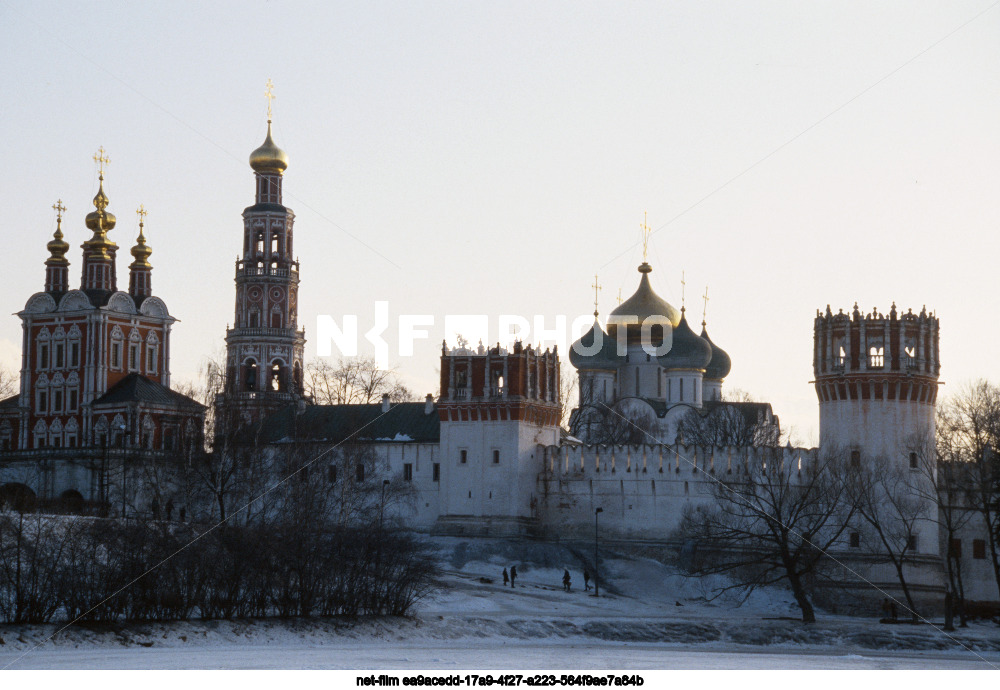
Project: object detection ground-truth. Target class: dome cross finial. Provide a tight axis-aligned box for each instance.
[702,286,710,327]
[52,199,66,228]
[640,210,651,263]
[680,269,686,311]
[92,146,110,178]
[265,78,276,122]
[591,274,602,318]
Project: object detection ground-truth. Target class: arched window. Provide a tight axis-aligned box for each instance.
[68,324,82,367]
[245,360,258,391]
[248,308,260,328]
[146,332,160,374]
[255,232,264,256]
[33,419,47,448]
[869,345,884,368]
[36,328,51,371]
[270,309,282,329]
[110,326,124,370]
[128,330,142,372]
[53,327,66,369]
[271,234,280,256]
[269,362,284,392]
[94,416,109,447]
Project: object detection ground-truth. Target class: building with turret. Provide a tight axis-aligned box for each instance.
[567,259,778,446]
[216,113,306,437]
[0,153,204,513]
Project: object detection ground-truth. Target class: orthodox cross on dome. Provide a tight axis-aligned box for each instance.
[702,286,710,326]
[92,146,110,178]
[52,199,66,226]
[640,211,651,263]
[617,288,622,306]
[136,204,147,228]
[681,270,686,311]
[591,274,602,318]
[265,78,276,122]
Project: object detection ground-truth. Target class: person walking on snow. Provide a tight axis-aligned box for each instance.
[583,570,591,591]
[510,565,517,589]
[563,569,571,592]
[502,568,509,587]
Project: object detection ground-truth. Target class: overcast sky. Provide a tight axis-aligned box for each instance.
[3,1,998,444]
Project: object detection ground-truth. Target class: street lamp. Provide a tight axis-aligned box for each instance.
[594,507,603,597]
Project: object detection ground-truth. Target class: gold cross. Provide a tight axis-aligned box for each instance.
[591,274,602,316]
[265,78,275,121]
[52,199,66,222]
[92,146,110,177]
[136,204,147,227]
[681,270,686,309]
[702,286,710,325]
[617,288,622,306]
[640,211,651,263]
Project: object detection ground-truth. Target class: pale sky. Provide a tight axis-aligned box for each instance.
[3,1,998,445]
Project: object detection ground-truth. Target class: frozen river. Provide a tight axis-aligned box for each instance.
[2,640,997,670]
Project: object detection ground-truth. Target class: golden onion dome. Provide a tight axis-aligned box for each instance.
[84,177,117,233]
[46,205,70,264]
[249,120,289,174]
[46,229,70,262]
[130,226,152,268]
[606,262,682,343]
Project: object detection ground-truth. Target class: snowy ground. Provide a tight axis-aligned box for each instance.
[1,536,998,670]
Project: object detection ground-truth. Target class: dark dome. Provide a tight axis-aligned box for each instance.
[658,312,712,370]
[701,325,732,380]
[569,319,620,370]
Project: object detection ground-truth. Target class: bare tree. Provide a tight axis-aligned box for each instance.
[559,361,577,429]
[674,448,853,623]
[174,353,226,447]
[910,429,975,623]
[936,380,1000,601]
[306,357,414,405]
[569,401,654,445]
[845,451,928,619]
[676,400,782,448]
[0,364,17,400]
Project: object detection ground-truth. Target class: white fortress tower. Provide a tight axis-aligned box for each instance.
[434,340,562,536]
[813,303,940,459]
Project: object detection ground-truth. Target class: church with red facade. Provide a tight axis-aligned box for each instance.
[0,151,204,511]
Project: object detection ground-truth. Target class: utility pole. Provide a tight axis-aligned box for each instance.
[594,507,603,597]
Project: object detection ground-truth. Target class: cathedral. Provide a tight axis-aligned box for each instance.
[0,150,203,512]
[0,98,997,611]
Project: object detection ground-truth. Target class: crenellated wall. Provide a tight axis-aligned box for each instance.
[533,442,819,540]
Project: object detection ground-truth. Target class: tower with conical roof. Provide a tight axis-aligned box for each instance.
[219,83,305,434]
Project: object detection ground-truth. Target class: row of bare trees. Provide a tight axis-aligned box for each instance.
[0,510,432,624]
[675,381,1000,624]
[0,440,432,623]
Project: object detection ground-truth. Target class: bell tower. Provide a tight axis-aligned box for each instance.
[219,83,305,433]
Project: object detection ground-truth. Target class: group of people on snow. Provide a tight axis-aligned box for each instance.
[501,566,593,593]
